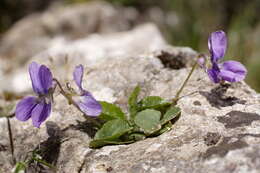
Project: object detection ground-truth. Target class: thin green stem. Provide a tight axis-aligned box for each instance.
[173,62,197,104]
[33,157,57,171]
[7,117,16,164]
[177,91,198,100]
[53,78,101,128]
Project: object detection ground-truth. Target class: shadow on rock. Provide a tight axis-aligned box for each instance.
[217,111,260,129]
[62,120,98,138]
[203,136,247,159]
[200,83,246,108]
[203,111,260,159]
[27,121,62,173]
[203,133,260,159]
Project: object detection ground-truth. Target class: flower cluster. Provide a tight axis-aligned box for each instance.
[15,62,102,128]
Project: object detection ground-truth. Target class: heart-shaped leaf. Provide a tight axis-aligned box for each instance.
[99,101,126,121]
[160,106,181,125]
[138,96,171,110]
[128,86,140,119]
[134,109,161,134]
[94,119,132,140]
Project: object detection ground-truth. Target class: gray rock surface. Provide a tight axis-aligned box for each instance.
[0,23,260,173]
[0,23,167,93]
[0,1,139,70]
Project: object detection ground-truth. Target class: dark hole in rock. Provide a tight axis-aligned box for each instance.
[193,100,201,106]
[217,111,260,129]
[204,132,221,146]
[200,83,246,108]
[106,166,113,172]
[157,50,187,69]
[0,143,7,152]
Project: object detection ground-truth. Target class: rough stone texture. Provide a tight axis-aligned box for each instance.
[1,24,260,173]
[0,1,140,70]
[0,23,168,93]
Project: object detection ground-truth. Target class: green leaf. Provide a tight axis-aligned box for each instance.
[160,106,181,125]
[13,162,26,173]
[94,119,132,140]
[90,119,133,148]
[127,133,146,141]
[152,122,172,136]
[89,139,134,148]
[134,109,161,135]
[128,86,140,119]
[99,101,126,121]
[138,96,171,110]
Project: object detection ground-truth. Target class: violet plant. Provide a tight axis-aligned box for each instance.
[15,62,102,128]
[89,30,247,148]
[12,62,103,172]
[15,62,54,128]
[13,30,247,152]
[72,65,102,117]
[201,30,247,83]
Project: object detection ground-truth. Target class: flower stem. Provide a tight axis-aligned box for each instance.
[7,117,16,164]
[53,78,101,128]
[173,61,197,104]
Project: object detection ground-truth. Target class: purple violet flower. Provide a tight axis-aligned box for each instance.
[207,31,247,83]
[15,62,53,128]
[72,65,102,117]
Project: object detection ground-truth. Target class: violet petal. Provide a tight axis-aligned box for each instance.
[76,91,102,117]
[218,70,237,82]
[15,96,37,121]
[221,60,247,75]
[207,63,220,83]
[31,101,52,128]
[197,57,206,68]
[207,69,219,83]
[73,65,84,90]
[208,30,227,62]
[29,62,44,94]
[219,60,247,82]
[39,65,53,94]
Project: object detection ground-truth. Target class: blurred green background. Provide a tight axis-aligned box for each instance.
[1,0,260,91]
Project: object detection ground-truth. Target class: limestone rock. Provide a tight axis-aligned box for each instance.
[0,25,260,173]
[0,1,139,70]
[0,23,168,93]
